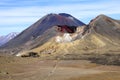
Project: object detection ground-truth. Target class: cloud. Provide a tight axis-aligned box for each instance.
[0,1,120,22]
[0,0,120,15]
[0,0,120,35]
[0,26,26,35]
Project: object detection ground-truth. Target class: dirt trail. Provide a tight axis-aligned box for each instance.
[43,60,60,80]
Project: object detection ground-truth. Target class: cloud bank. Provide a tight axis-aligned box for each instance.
[0,0,120,35]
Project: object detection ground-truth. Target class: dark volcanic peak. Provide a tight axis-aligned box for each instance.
[1,13,85,49]
[44,13,85,26]
[58,13,73,17]
[59,13,85,25]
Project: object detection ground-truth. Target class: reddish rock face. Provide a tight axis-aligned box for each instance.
[56,25,77,33]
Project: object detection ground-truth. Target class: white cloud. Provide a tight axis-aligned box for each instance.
[0,26,26,35]
[0,1,120,17]
[0,16,39,24]
[0,0,120,35]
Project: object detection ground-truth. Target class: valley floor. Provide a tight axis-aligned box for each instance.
[0,55,120,80]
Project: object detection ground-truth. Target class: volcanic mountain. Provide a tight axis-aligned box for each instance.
[1,13,120,56]
[0,13,85,53]
[19,14,120,56]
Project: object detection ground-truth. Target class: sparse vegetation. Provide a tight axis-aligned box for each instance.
[55,53,120,66]
[21,52,39,57]
[87,54,120,66]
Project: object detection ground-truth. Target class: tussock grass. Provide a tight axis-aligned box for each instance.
[55,53,120,66]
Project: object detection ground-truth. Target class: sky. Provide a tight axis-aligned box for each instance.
[0,0,120,35]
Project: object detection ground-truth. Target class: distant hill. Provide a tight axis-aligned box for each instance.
[0,32,19,46]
